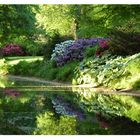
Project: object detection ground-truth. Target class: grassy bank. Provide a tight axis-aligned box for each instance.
[5,56,43,65]
[6,52,140,91]
[8,59,79,83]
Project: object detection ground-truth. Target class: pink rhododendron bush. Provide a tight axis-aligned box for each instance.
[0,44,24,56]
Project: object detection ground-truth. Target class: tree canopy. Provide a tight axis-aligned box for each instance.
[0,5,36,45]
[0,4,139,52]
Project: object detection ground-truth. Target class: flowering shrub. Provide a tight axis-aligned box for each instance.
[99,39,109,49]
[57,38,99,66]
[1,44,24,56]
[95,39,109,56]
[52,38,109,66]
[51,40,74,60]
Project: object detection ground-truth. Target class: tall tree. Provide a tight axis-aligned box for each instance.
[36,5,74,37]
[0,5,36,45]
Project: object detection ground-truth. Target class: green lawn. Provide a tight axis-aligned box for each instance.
[5,56,43,65]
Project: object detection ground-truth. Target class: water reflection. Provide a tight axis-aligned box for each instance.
[72,87,140,123]
[0,76,13,88]
[0,76,140,135]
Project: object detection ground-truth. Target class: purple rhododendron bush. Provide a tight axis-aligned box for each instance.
[0,44,25,56]
[51,38,109,66]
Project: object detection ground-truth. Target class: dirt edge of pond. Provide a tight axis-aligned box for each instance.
[7,74,140,96]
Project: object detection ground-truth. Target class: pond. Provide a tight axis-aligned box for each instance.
[0,75,140,135]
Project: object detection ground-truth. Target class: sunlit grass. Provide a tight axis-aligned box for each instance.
[5,56,43,65]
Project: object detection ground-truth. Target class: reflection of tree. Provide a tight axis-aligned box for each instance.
[0,89,108,134]
[34,111,77,135]
[109,116,140,135]
[34,110,107,135]
[0,91,40,134]
[1,85,140,134]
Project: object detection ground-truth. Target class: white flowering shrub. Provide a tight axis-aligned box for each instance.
[51,40,74,61]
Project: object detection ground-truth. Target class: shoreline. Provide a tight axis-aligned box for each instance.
[4,74,140,96]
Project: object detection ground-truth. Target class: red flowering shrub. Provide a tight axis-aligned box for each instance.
[95,40,110,56]
[1,44,24,56]
[99,40,109,49]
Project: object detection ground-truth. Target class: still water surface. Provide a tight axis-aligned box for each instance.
[0,76,140,135]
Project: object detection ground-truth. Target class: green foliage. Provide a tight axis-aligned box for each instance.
[10,51,140,90]
[0,5,45,56]
[34,112,77,135]
[43,32,71,60]
[73,52,140,90]
[0,59,8,75]
[76,5,140,38]
[85,46,98,58]
[0,76,12,88]
[12,37,44,56]
[109,30,140,56]
[1,4,139,57]
[8,60,41,76]
[0,5,36,46]
[72,87,140,123]
[36,60,58,80]
[1,4,140,56]
[9,59,79,82]
[56,61,79,82]
[36,5,74,37]
[91,5,140,33]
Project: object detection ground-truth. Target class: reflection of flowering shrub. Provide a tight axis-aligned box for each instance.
[96,113,109,129]
[51,38,109,66]
[4,88,20,97]
[52,96,85,120]
[1,44,24,56]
